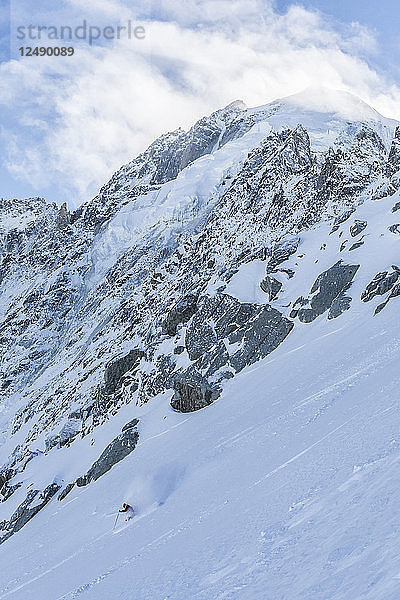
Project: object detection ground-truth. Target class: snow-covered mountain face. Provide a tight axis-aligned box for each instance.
[1,89,400,598]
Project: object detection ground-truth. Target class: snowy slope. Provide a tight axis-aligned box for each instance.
[1,88,400,599]
[0,273,399,599]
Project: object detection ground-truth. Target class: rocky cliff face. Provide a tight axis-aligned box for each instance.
[0,90,399,541]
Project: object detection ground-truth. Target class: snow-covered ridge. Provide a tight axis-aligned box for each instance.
[247,87,397,153]
[0,88,400,598]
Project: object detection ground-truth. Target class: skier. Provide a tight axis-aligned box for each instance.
[119,502,135,521]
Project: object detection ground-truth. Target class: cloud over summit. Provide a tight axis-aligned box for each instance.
[1,0,400,207]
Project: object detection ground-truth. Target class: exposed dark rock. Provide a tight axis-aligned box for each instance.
[266,238,299,272]
[348,240,365,251]
[350,220,367,237]
[183,294,293,377]
[362,271,387,301]
[362,270,398,302]
[137,355,176,405]
[103,349,145,395]
[76,427,139,487]
[260,275,282,300]
[293,296,308,306]
[171,369,220,412]
[375,301,388,315]
[389,224,400,234]
[57,202,70,230]
[392,201,400,213]
[185,314,217,361]
[0,469,14,493]
[173,345,185,355]
[387,126,400,178]
[1,481,22,502]
[229,306,293,372]
[328,294,352,319]
[163,294,198,336]
[389,282,400,297]
[0,483,61,544]
[58,482,75,501]
[290,296,308,318]
[172,101,246,174]
[330,209,356,233]
[297,261,359,322]
[373,280,400,314]
[195,341,230,377]
[279,268,295,279]
[121,418,139,432]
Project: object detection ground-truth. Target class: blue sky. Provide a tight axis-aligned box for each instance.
[1,0,400,208]
[276,0,400,79]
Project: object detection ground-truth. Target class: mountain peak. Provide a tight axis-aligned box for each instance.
[281,86,389,123]
[243,86,398,152]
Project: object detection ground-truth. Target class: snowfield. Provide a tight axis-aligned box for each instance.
[1,88,400,599]
[0,299,399,600]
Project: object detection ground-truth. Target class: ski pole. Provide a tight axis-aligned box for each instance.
[113,512,119,531]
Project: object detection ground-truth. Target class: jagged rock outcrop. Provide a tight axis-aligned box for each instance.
[76,426,139,487]
[330,208,356,233]
[171,370,220,412]
[291,261,359,322]
[58,482,75,501]
[103,349,145,395]
[0,483,61,545]
[260,275,282,300]
[392,201,400,212]
[361,269,399,302]
[164,294,198,336]
[1,90,399,543]
[361,267,400,313]
[122,418,139,432]
[266,238,300,273]
[387,126,400,179]
[350,220,367,237]
[348,239,365,251]
[183,294,293,379]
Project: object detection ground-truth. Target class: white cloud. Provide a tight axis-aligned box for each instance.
[1,0,400,207]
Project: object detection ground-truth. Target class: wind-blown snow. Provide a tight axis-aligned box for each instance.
[251,87,397,152]
[1,89,400,600]
[0,298,399,600]
[1,188,400,599]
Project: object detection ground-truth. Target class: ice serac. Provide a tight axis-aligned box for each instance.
[73,99,246,231]
[0,88,400,556]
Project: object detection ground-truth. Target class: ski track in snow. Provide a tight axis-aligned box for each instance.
[1,357,399,599]
[0,412,368,599]
[0,331,397,600]
[53,480,294,600]
[2,95,400,599]
[56,404,387,600]
[251,415,358,487]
